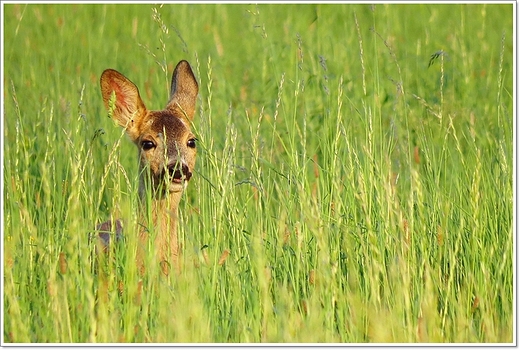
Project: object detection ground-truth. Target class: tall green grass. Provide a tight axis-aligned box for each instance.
[3,3,514,343]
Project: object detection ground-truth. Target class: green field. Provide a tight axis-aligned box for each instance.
[3,3,514,343]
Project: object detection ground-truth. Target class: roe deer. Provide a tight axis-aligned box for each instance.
[96,60,199,275]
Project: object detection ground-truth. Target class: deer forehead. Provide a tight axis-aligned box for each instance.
[144,111,193,144]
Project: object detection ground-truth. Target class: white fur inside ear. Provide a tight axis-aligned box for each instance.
[178,115,189,129]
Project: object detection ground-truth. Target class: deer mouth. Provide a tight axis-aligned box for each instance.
[166,163,192,192]
[171,168,192,183]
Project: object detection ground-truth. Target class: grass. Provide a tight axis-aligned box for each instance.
[2,3,514,343]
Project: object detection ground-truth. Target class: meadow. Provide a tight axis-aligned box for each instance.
[3,3,514,343]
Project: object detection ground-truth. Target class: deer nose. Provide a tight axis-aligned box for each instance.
[168,162,192,183]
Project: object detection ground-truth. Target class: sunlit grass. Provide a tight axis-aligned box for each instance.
[3,3,513,343]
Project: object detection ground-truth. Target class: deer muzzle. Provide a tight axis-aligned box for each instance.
[168,162,192,184]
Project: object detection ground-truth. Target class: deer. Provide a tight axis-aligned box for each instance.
[95,60,199,276]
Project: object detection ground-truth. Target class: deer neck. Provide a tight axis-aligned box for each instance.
[137,181,182,274]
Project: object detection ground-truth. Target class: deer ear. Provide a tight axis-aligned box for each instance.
[100,69,147,139]
[166,60,199,121]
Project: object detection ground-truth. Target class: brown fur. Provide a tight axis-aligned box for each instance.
[96,60,199,275]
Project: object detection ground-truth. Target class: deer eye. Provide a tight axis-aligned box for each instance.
[187,138,197,149]
[141,140,155,151]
